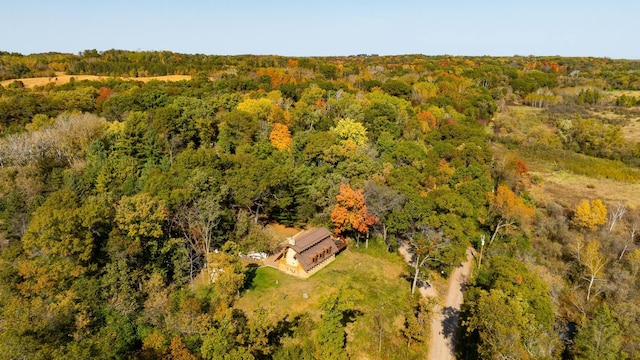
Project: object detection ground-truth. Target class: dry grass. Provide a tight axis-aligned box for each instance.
[492,105,640,209]
[492,141,640,210]
[607,90,640,98]
[529,169,640,210]
[0,72,192,88]
[263,223,302,240]
[584,107,640,142]
[621,116,640,142]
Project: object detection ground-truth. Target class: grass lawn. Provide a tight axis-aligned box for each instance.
[235,240,429,359]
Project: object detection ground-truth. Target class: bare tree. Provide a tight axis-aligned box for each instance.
[607,202,627,233]
[620,218,639,260]
[363,181,405,251]
[406,226,448,295]
[0,113,105,167]
[174,196,223,283]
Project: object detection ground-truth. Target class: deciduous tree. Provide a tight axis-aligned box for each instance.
[574,304,625,360]
[607,201,627,233]
[269,123,292,151]
[574,199,607,231]
[363,181,405,251]
[331,183,378,248]
[406,227,448,295]
[174,195,224,282]
[330,118,369,147]
[487,185,534,245]
[579,240,607,302]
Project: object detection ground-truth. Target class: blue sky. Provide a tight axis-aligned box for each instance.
[2,0,638,58]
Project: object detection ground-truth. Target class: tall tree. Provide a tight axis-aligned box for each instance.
[487,185,534,245]
[174,195,225,282]
[363,181,405,251]
[330,118,369,147]
[331,183,378,248]
[579,240,607,302]
[607,202,627,233]
[574,304,625,360]
[19,189,94,296]
[269,123,292,151]
[406,227,448,295]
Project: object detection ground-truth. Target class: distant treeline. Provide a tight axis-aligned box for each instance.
[2,50,640,89]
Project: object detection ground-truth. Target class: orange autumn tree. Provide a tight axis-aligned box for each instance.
[331,183,379,248]
[269,123,292,151]
[416,109,437,133]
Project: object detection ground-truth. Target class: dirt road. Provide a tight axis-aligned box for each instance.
[427,248,475,360]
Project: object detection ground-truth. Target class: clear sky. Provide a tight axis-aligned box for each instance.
[2,0,638,59]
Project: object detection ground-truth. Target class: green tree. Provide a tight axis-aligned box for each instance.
[315,288,362,360]
[112,193,168,268]
[462,256,559,359]
[19,189,94,296]
[206,241,245,308]
[577,89,601,105]
[465,289,533,359]
[574,304,626,360]
[217,110,259,154]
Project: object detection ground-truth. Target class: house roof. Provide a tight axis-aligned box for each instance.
[288,228,338,272]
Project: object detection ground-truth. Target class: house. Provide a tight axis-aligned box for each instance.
[275,228,343,278]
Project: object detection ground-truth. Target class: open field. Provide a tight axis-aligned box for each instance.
[492,142,640,210]
[624,117,640,142]
[491,101,640,210]
[0,72,192,88]
[529,169,640,210]
[236,244,410,321]
[492,144,640,208]
[235,242,429,358]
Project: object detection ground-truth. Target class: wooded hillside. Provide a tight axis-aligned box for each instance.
[1,51,639,359]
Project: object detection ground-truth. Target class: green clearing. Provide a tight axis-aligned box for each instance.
[527,148,640,183]
[235,240,428,359]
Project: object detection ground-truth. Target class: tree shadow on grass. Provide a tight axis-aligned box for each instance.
[243,263,260,290]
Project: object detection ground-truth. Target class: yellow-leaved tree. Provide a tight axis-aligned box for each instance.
[573,199,607,231]
[236,97,273,122]
[330,118,369,147]
[488,185,535,245]
[579,240,607,301]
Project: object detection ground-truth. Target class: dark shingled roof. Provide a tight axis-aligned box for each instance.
[288,228,338,272]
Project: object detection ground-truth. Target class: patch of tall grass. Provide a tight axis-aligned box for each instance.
[530,148,640,182]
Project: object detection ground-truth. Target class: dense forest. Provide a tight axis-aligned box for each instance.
[1,50,639,359]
